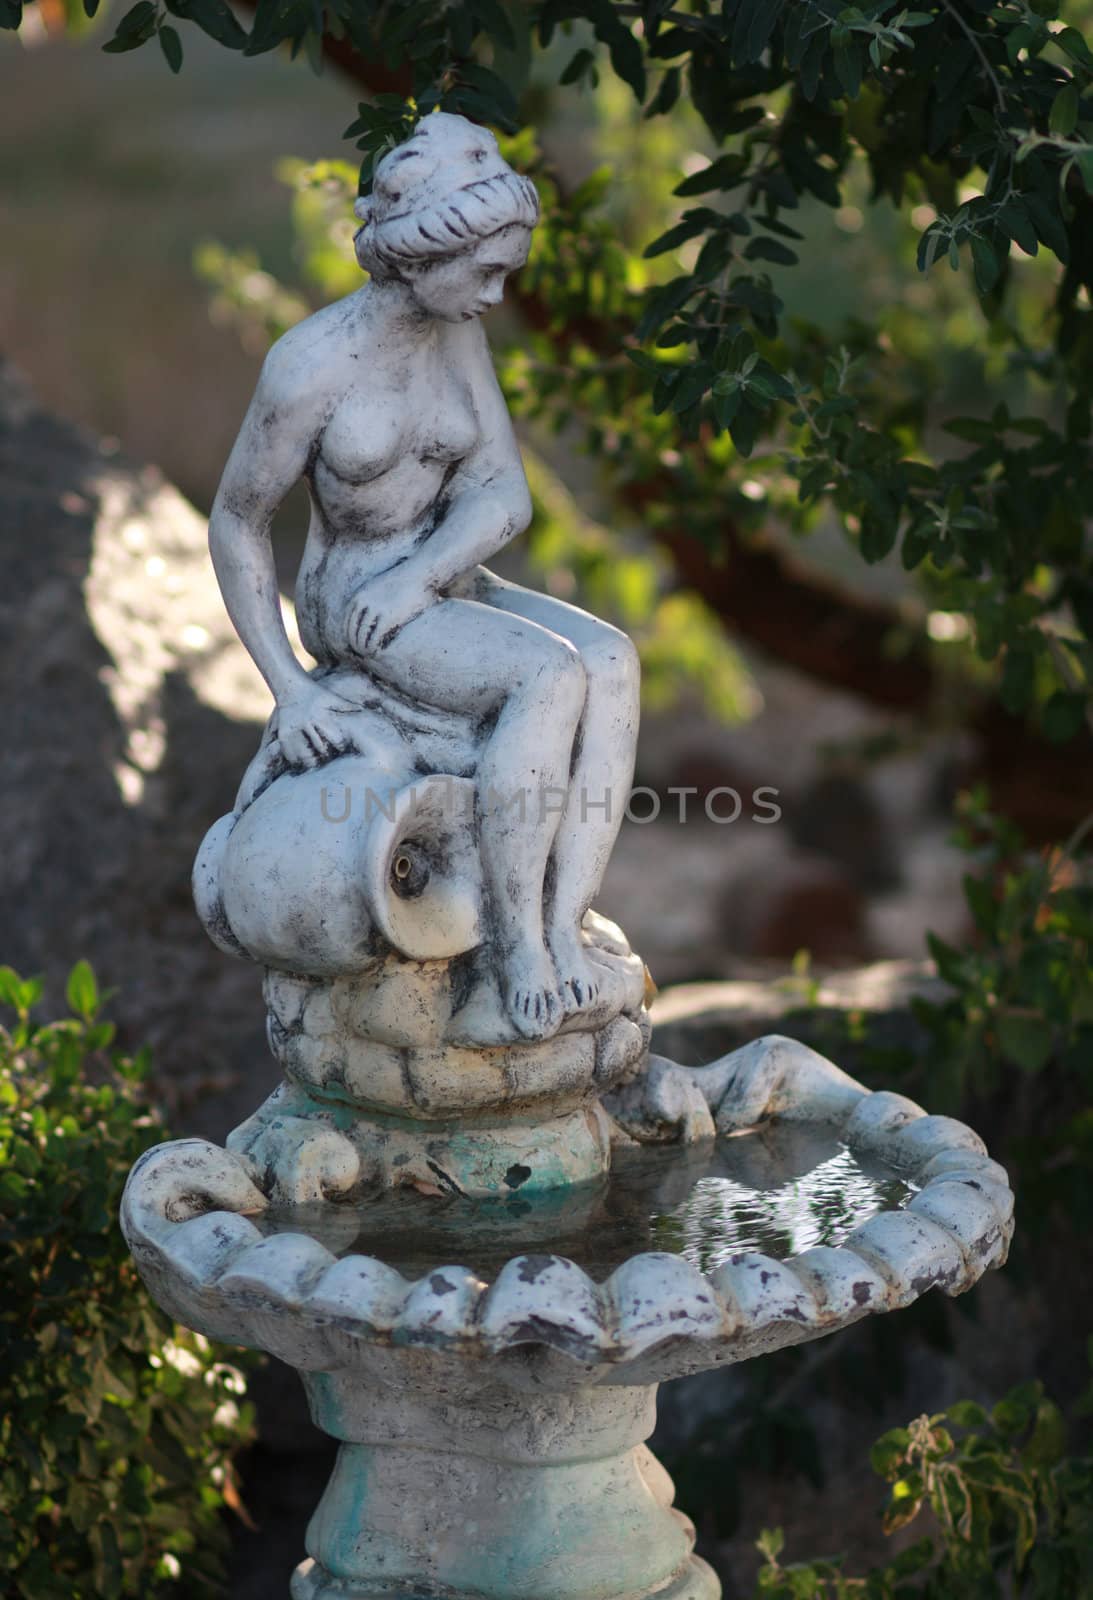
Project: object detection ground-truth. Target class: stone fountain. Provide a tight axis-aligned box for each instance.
[122,112,1013,1600]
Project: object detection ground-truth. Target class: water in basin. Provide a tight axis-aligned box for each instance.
[256,1122,916,1283]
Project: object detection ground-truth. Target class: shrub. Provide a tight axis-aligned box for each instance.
[754,1379,1093,1598]
[0,963,253,1599]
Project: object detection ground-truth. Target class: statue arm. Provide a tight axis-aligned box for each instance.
[208,343,322,704]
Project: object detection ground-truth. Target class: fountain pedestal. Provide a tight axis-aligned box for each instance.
[294,1366,715,1600]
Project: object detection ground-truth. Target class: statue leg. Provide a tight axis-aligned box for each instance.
[360,597,587,1038]
[474,571,641,1016]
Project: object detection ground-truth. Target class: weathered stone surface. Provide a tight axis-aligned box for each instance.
[0,357,273,1133]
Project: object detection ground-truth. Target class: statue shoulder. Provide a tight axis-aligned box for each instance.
[257,292,363,413]
[450,316,503,393]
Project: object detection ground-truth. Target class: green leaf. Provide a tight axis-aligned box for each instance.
[671,363,712,414]
[560,47,595,85]
[927,931,966,986]
[996,1012,1055,1073]
[1049,82,1079,137]
[871,1428,911,1479]
[626,350,664,377]
[66,961,99,1021]
[1024,192,1070,262]
[1000,645,1035,714]
[970,234,1001,294]
[693,231,735,280]
[1058,26,1093,74]
[900,521,932,571]
[756,1526,785,1564]
[158,22,183,71]
[833,35,863,98]
[1042,690,1087,743]
[889,1539,934,1578]
[743,236,798,266]
[917,225,945,273]
[714,386,742,430]
[1023,1398,1067,1467]
[89,1517,123,1593]
[948,1400,988,1429]
[173,0,247,49]
[729,401,762,457]
[471,0,515,52]
[102,0,157,50]
[593,6,646,101]
[652,368,682,415]
[643,218,708,258]
[943,416,997,444]
[636,275,694,342]
[645,66,681,118]
[673,154,748,197]
[746,360,795,400]
[860,516,897,563]
[993,1388,1038,1436]
[111,0,155,31]
[455,63,521,129]
[963,873,998,939]
[996,201,1038,256]
[0,964,27,1010]
[738,0,786,65]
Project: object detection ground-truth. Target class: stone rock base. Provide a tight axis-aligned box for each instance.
[228,1078,622,1201]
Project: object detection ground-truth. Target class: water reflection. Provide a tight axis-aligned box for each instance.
[650,1145,912,1274]
[256,1123,914,1283]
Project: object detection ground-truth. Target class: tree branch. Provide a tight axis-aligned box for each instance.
[231,2,414,99]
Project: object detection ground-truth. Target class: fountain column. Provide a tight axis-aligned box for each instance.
[295,1359,717,1600]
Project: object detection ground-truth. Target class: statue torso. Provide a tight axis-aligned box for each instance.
[292,292,484,660]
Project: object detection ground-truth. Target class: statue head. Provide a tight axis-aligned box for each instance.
[353,111,539,322]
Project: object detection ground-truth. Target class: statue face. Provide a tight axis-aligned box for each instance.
[407,225,532,323]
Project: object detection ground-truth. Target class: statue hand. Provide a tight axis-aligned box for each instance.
[345,562,433,658]
[273,682,354,769]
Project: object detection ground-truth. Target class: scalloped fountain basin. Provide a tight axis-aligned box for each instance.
[122,1036,1014,1600]
[254,1125,917,1284]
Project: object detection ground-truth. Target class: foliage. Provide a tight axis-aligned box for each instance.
[6,0,1088,742]
[916,788,1093,1095]
[9,0,1092,744]
[790,785,1093,1111]
[756,784,1093,1248]
[0,964,253,1599]
[753,1379,1093,1596]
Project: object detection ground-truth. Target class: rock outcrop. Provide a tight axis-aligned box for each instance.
[0,358,276,1135]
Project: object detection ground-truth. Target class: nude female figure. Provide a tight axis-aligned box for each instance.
[208,112,639,1041]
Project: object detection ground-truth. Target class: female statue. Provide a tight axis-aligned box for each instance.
[208,112,639,1042]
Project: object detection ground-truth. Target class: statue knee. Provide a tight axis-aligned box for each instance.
[520,637,587,714]
[582,628,641,702]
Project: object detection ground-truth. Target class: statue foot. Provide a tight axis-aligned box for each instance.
[503,942,566,1040]
[551,933,629,1022]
